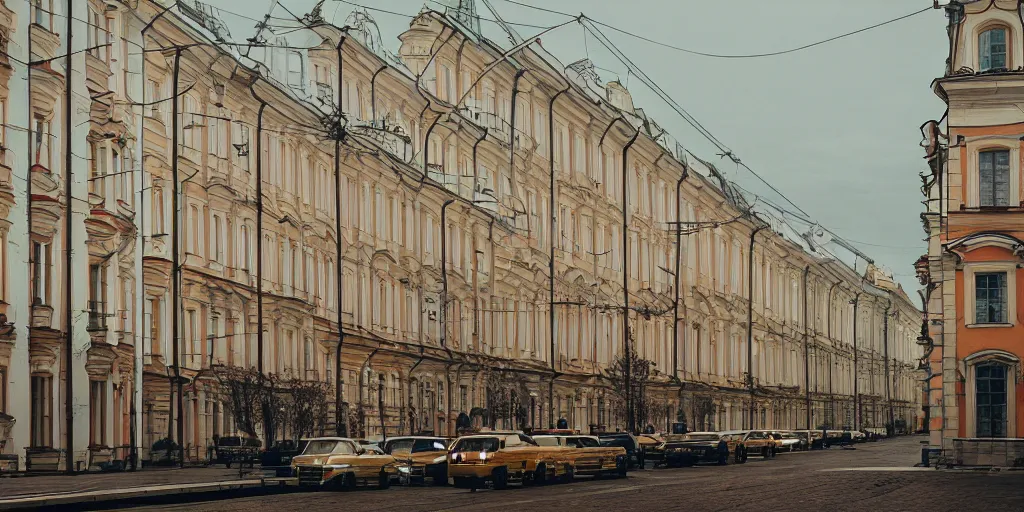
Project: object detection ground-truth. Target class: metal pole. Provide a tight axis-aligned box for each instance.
[884,300,894,432]
[62,0,75,473]
[169,47,184,468]
[803,266,811,430]
[334,32,347,437]
[621,127,640,434]
[440,198,454,436]
[672,172,687,383]
[548,84,569,428]
[852,293,861,430]
[745,225,766,429]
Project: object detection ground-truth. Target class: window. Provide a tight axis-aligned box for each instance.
[181,95,201,150]
[31,375,52,447]
[31,241,50,305]
[146,79,161,118]
[975,272,1007,324]
[88,263,107,330]
[212,215,223,263]
[89,380,107,446]
[979,149,1010,207]
[240,224,251,271]
[189,206,201,254]
[976,363,1007,437]
[33,119,50,169]
[31,0,53,31]
[0,367,6,413]
[152,188,165,235]
[287,51,304,89]
[0,98,6,150]
[979,28,1008,71]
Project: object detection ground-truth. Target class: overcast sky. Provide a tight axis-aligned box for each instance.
[213,0,947,295]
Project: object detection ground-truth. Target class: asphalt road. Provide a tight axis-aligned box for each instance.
[106,436,1024,512]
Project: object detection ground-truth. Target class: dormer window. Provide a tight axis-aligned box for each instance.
[979,28,1007,71]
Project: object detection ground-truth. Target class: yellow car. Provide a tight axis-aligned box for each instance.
[291,437,401,490]
[382,436,451,485]
[721,430,779,458]
[532,434,628,477]
[448,431,571,490]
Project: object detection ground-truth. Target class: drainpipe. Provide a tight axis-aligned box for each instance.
[370,65,387,124]
[547,83,570,428]
[334,31,347,437]
[248,83,267,377]
[745,225,766,429]
[169,47,184,468]
[508,69,526,181]
[62,4,75,473]
[852,292,862,430]
[440,198,456,352]
[803,265,811,430]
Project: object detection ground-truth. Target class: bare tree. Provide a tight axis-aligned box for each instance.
[689,395,716,432]
[216,366,269,437]
[607,332,655,432]
[285,377,330,440]
[485,370,530,429]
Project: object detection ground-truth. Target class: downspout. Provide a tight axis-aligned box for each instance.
[62,3,75,473]
[803,265,811,430]
[621,125,641,433]
[508,69,526,182]
[369,65,387,124]
[745,225,766,429]
[170,47,184,468]
[248,83,267,376]
[333,30,348,436]
[547,83,570,428]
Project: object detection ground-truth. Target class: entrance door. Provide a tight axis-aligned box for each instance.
[976,363,1007,438]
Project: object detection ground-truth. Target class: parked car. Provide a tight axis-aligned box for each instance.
[532,434,627,477]
[662,432,747,467]
[382,436,450,485]
[448,431,570,490]
[215,435,261,468]
[260,440,308,476]
[290,437,400,490]
[596,432,642,469]
[772,431,803,452]
[637,434,665,465]
[721,430,778,458]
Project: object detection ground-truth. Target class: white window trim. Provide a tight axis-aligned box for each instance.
[965,138,1020,208]
[963,261,1017,328]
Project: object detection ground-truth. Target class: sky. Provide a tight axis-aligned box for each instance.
[210,0,948,297]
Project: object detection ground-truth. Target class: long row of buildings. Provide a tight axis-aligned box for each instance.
[0,0,923,469]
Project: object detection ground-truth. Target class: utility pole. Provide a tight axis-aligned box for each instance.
[62,0,75,474]
[333,32,347,437]
[851,293,861,431]
[621,126,640,434]
[169,46,184,468]
[884,300,894,433]
[548,84,569,429]
[745,225,766,430]
[803,266,811,430]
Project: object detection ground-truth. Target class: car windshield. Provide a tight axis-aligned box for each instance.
[218,437,241,446]
[302,440,353,455]
[781,433,798,439]
[387,439,446,454]
[682,434,720,442]
[454,437,499,453]
[533,437,561,447]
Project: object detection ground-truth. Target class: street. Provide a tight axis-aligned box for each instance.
[100,436,1024,512]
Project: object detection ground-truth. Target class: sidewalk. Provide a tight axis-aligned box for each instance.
[0,467,279,509]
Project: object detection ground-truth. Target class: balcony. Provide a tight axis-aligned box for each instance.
[87,301,107,331]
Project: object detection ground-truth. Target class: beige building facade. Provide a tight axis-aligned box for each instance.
[0,0,923,469]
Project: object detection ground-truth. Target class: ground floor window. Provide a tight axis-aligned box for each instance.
[976,363,1007,438]
[90,380,107,446]
[30,375,52,447]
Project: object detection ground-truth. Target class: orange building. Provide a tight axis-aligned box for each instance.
[923,0,1024,464]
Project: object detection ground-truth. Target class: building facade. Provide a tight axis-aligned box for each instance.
[0,0,923,470]
[922,0,1024,459]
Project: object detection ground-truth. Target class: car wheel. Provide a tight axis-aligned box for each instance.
[534,463,548,485]
[617,457,628,478]
[561,464,574,483]
[734,449,743,464]
[225,459,232,469]
[379,470,391,490]
[492,466,509,490]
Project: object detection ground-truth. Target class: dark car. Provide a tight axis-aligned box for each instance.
[597,432,641,469]
[260,440,308,476]
[216,435,262,468]
[662,432,747,467]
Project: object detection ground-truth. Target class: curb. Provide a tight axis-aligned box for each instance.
[0,478,283,510]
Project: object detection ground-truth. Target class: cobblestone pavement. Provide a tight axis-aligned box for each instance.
[0,466,251,498]
[88,436,1024,511]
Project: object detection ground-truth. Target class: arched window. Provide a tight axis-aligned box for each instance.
[980,27,1008,71]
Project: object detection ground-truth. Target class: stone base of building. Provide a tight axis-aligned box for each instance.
[951,438,1024,467]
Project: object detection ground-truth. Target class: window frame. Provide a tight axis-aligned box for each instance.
[964,262,1017,328]
[979,26,1009,71]
[978,149,1011,207]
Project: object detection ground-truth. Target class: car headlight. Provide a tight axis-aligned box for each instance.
[324,463,352,469]
[398,466,411,473]
[432,455,447,464]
